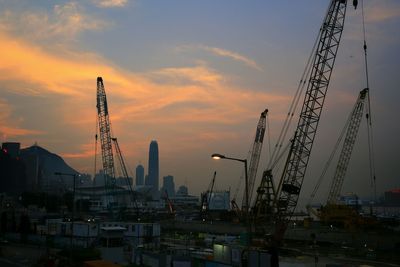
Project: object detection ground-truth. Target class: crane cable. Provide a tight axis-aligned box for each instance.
[361,0,377,202]
[93,113,99,201]
[361,0,370,89]
[267,3,331,170]
[308,100,356,205]
[308,1,377,206]
[267,115,272,160]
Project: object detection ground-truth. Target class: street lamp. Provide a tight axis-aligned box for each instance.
[211,153,251,245]
[54,171,78,247]
[211,153,224,160]
[211,154,249,214]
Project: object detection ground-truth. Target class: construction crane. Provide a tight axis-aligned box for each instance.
[200,171,216,219]
[306,88,371,227]
[242,109,268,211]
[96,77,139,216]
[253,0,354,244]
[252,169,277,226]
[96,77,116,207]
[327,88,369,204]
[230,109,268,216]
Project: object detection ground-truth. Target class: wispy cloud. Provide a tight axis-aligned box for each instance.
[178,44,263,71]
[151,65,224,87]
[366,1,400,23]
[0,2,109,42]
[0,126,43,139]
[201,45,263,71]
[61,143,95,159]
[92,0,129,8]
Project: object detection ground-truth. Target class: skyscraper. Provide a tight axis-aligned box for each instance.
[162,175,175,198]
[135,164,144,186]
[148,140,159,199]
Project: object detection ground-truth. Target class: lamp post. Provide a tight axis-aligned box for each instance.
[54,172,78,247]
[211,153,251,245]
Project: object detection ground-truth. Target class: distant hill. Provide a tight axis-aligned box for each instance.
[20,144,79,191]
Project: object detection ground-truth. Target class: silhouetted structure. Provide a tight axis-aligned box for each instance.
[2,142,20,158]
[0,142,26,194]
[162,175,175,198]
[177,185,188,196]
[385,189,400,206]
[136,164,144,186]
[148,140,159,200]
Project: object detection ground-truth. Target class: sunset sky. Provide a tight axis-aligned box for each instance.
[0,0,399,209]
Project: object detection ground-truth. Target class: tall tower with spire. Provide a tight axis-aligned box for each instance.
[148,140,159,199]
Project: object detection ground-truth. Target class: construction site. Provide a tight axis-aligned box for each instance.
[1,0,400,266]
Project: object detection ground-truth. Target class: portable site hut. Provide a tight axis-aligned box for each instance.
[98,226,126,264]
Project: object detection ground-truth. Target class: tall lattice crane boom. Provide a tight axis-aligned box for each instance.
[201,171,217,214]
[96,77,116,199]
[273,0,349,241]
[327,88,368,204]
[242,109,268,210]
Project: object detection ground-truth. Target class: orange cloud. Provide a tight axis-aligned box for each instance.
[0,126,43,138]
[0,28,289,174]
[366,2,400,23]
[92,0,129,8]
[0,99,44,139]
[0,31,133,97]
[60,142,95,159]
